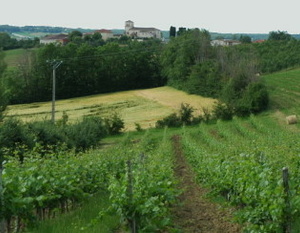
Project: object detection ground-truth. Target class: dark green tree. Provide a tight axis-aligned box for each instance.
[68,30,83,44]
[268,30,293,41]
[239,35,252,43]
[161,28,214,92]
[0,32,18,50]
[169,26,176,37]
[177,27,187,36]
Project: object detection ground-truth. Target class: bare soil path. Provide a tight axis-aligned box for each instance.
[171,135,242,233]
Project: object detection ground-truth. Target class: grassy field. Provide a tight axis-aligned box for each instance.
[5,86,216,130]
[262,68,300,116]
[4,48,33,68]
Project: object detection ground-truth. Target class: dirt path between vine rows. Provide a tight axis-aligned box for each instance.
[171,135,242,233]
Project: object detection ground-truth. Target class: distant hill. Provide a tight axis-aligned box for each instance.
[2,25,300,41]
[0,25,93,34]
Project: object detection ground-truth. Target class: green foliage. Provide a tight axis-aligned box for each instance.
[156,103,199,128]
[83,32,104,47]
[0,32,39,50]
[27,192,119,233]
[134,123,143,132]
[68,30,83,44]
[107,132,178,232]
[0,115,111,156]
[2,129,178,232]
[181,116,300,232]
[178,103,194,125]
[0,118,34,162]
[4,40,164,104]
[66,116,107,151]
[104,112,125,135]
[239,82,269,114]
[156,113,181,128]
[212,101,233,120]
[268,30,293,41]
[0,32,19,50]
[2,146,124,228]
[239,35,252,43]
[169,26,176,38]
[161,28,212,90]
[221,77,269,117]
[0,118,33,149]
[28,121,69,148]
[161,28,269,117]
[186,60,221,97]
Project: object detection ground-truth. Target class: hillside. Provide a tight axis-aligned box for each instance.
[3,68,300,233]
[262,68,300,114]
[5,86,216,130]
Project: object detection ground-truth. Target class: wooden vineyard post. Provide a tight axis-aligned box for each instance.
[282,167,291,233]
[0,159,5,233]
[127,160,137,233]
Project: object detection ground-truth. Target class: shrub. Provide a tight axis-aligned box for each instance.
[179,103,194,125]
[243,82,269,113]
[156,103,198,128]
[155,113,181,128]
[28,120,69,148]
[104,112,125,135]
[212,101,234,121]
[0,118,34,161]
[135,123,143,132]
[66,116,107,151]
[0,118,33,149]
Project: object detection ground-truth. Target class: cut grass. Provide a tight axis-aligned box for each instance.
[25,192,120,233]
[6,86,216,131]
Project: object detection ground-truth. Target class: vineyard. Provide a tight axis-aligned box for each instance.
[181,115,300,232]
[0,130,178,232]
[2,68,300,232]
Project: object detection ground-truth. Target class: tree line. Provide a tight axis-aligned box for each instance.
[0,32,40,50]
[1,29,300,119]
[1,39,164,104]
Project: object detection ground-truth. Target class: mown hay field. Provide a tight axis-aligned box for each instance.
[5,86,216,130]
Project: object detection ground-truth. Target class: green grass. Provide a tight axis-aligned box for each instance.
[263,68,300,115]
[25,192,120,233]
[4,48,32,68]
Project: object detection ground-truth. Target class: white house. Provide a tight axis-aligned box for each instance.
[211,39,241,47]
[125,20,161,39]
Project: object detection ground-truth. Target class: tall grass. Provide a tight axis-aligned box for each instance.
[26,192,120,233]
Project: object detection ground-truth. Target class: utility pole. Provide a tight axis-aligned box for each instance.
[47,60,63,124]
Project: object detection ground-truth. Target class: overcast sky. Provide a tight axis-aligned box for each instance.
[1,0,299,34]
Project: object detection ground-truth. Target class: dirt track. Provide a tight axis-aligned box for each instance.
[171,135,242,233]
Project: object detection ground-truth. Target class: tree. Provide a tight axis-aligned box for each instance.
[0,32,18,50]
[177,27,187,36]
[161,28,213,91]
[268,30,293,41]
[169,26,176,38]
[68,30,83,44]
[239,35,252,43]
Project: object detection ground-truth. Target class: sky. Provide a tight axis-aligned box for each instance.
[1,0,300,34]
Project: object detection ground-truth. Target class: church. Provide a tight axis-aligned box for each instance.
[125,20,161,39]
